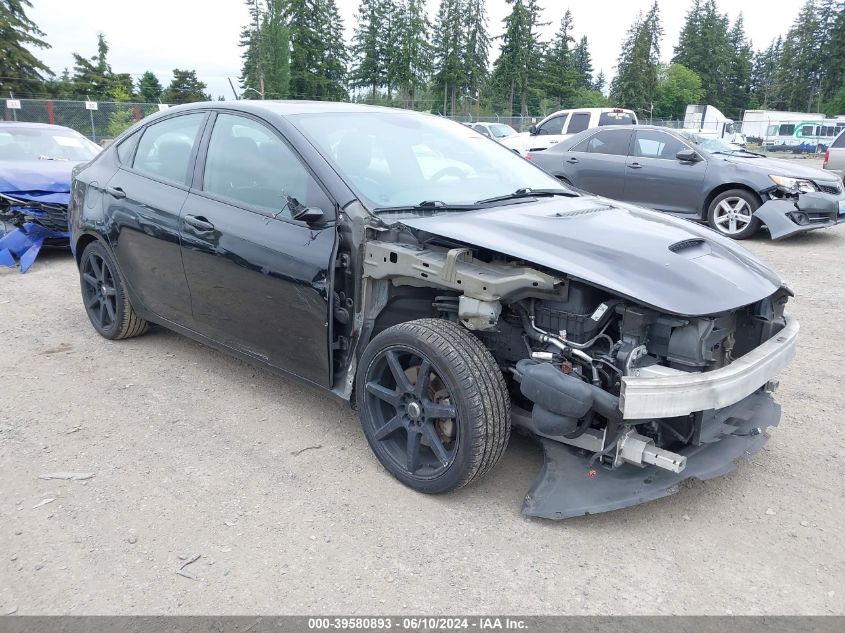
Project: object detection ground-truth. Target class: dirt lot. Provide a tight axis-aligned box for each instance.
[2,216,844,615]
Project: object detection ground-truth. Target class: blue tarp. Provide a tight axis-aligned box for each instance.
[0,159,74,272]
[0,222,69,273]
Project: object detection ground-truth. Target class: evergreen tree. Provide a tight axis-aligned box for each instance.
[71,33,112,99]
[46,68,75,99]
[750,38,783,109]
[542,11,576,107]
[393,0,432,107]
[284,0,348,100]
[489,0,531,115]
[432,0,465,114]
[610,2,662,116]
[724,14,752,118]
[320,0,349,101]
[351,0,386,99]
[108,72,135,101]
[138,71,163,103]
[162,69,211,103]
[672,0,732,110]
[0,0,52,96]
[239,0,291,99]
[819,1,845,109]
[572,36,593,90]
[591,70,606,93]
[462,0,489,114]
[775,0,823,111]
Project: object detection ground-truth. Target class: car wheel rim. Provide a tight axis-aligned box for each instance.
[81,252,118,330]
[713,197,752,235]
[364,347,459,479]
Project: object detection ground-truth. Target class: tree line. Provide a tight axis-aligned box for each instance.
[1,0,212,104]
[2,0,844,120]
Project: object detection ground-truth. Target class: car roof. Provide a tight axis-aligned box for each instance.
[161,100,411,117]
[0,121,80,133]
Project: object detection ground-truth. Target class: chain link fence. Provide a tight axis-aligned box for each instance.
[2,98,169,144]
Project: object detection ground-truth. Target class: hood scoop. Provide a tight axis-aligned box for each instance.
[553,204,616,219]
[669,238,706,253]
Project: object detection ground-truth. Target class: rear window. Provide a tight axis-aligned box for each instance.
[832,132,845,149]
[599,111,636,126]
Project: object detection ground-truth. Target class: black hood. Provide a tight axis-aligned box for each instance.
[400,197,782,316]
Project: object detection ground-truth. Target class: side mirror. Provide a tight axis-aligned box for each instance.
[286,194,325,224]
[676,149,702,162]
[292,206,325,224]
[529,125,538,136]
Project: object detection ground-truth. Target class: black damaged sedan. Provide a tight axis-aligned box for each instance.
[69,102,798,519]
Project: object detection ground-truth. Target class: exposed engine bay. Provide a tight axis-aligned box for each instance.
[356,230,797,518]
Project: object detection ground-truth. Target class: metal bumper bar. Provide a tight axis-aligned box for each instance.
[619,315,799,419]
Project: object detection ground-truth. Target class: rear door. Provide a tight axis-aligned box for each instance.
[105,111,208,325]
[562,128,633,198]
[623,129,707,215]
[179,111,337,386]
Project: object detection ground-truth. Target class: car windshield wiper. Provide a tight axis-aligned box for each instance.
[475,188,577,206]
[711,149,762,157]
[372,200,480,215]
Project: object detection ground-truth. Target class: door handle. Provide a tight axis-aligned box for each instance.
[566,157,579,164]
[628,162,643,169]
[184,214,215,232]
[106,186,126,199]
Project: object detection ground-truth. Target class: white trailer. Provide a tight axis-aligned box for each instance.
[740,110,844,152]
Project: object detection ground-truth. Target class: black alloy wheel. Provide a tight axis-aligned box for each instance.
[79,241,149,340]
[357,319,510,494]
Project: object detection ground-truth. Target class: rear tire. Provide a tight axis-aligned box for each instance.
[79,241,149,340]
[706,189,761,239]
[356,319,510,494]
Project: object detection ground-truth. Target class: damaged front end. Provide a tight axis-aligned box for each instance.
[755,190,845,240]
[362,218,797,519]
[0,192,70,272]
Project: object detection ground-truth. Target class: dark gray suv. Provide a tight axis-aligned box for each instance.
[530,125,845,239]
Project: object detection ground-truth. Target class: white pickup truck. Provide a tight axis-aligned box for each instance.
[501,107,638,156]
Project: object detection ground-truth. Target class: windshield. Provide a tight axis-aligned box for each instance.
[0,126,101,162]
[679,131,740,154]
[489,124,517,138]
[293,112,567,210]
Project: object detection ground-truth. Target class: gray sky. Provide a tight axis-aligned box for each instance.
[28,0,807,101]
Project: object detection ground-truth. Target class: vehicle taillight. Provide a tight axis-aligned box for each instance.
[613,108,623,113]
[824,150,830,167]
[525,153,533,161]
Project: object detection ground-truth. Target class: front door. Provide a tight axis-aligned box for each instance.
[623,129,707,215]
[179,112,337,386]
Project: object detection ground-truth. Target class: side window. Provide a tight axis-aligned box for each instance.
[202,113,314,219]
[779,124,796,136]
[566,112,590,134]
[133,113,205,185]
[634,131,688,160]
[538,115,567,136]
[832,132,845,149]
[582,130,632,155]
[115,130,140,164]
[475,125,490,137]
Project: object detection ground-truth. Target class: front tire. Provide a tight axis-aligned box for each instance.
[79,241,149,340]
[707,189,761,239]
[356,319,510,494]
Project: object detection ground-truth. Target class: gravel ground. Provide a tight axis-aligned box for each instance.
[1,216,844,615]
